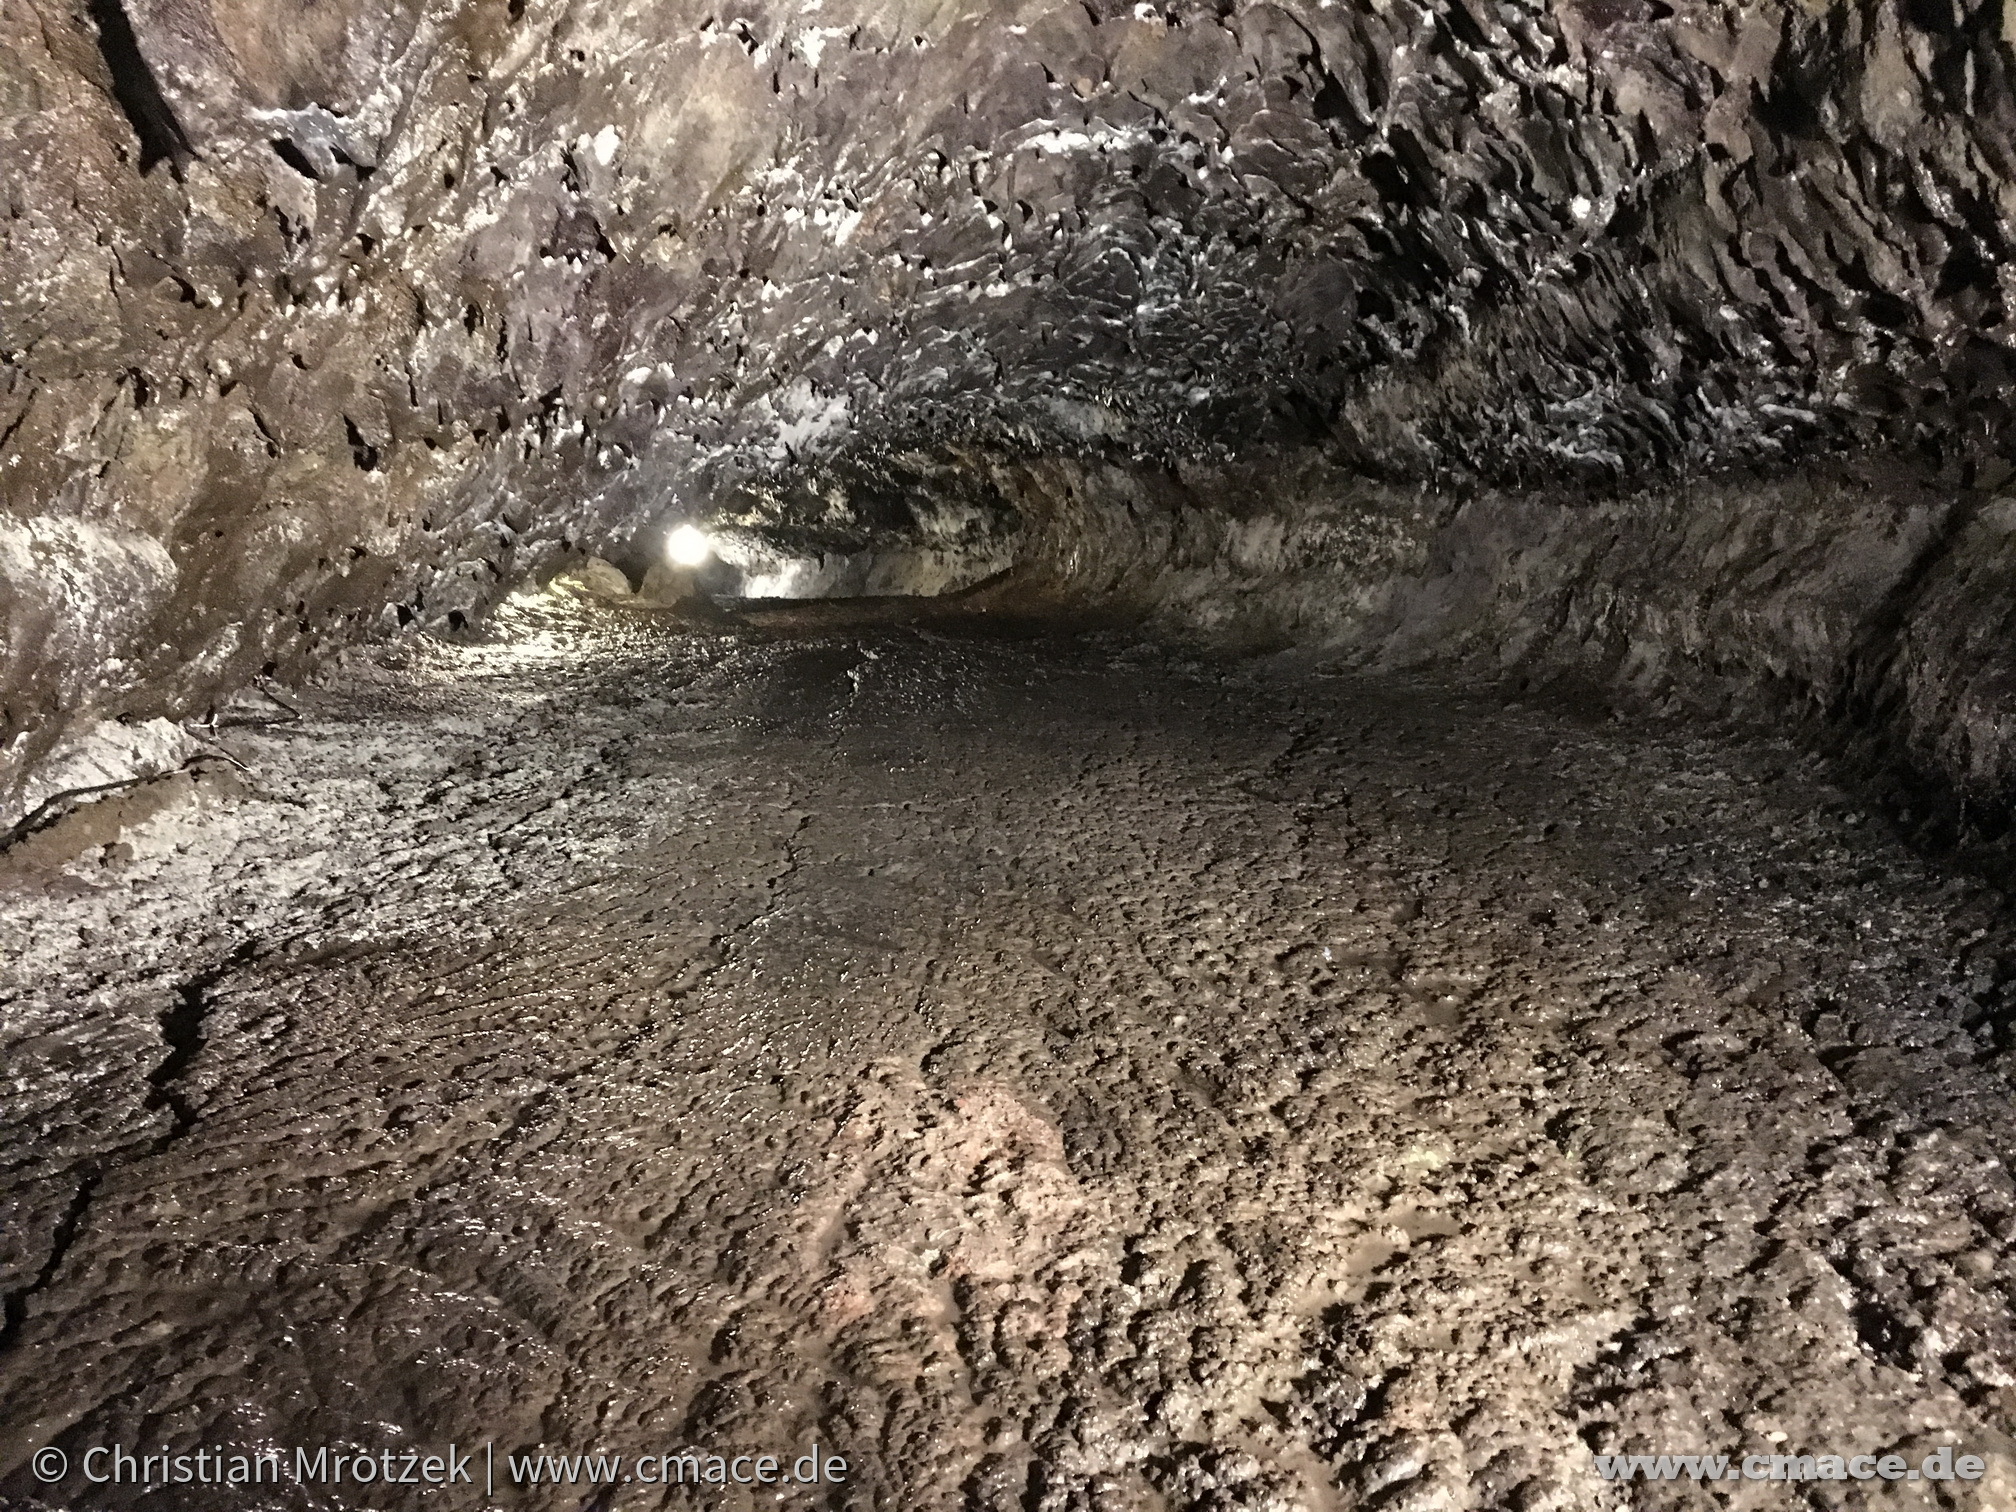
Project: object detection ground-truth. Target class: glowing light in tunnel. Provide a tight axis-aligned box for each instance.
[666,523,713,567]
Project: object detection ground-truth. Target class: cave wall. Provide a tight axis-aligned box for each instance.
[4,0,2016,823]
[980,451,2016,839]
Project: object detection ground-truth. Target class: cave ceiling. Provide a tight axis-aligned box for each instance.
[3,0,2014,812]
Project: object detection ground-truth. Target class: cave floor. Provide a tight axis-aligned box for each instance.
[3,591,2015,1511]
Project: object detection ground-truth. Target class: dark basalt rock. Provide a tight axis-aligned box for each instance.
[2,0,2014,831]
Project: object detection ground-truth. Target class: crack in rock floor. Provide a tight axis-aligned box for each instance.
[2,594,2015,1511]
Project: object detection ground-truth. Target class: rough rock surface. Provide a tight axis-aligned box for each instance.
[982,452,2016,858]
[6,0,2016,824]
[3,594,2014,1508]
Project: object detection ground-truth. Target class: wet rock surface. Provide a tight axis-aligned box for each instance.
[4,596,2015,1509]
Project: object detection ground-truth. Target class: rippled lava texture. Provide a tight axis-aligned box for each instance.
[7,0,2016,825]
[4,597,2016,1510]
